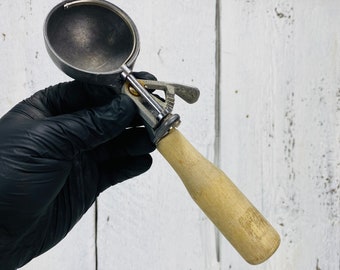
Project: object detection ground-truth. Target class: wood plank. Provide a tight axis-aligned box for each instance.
[219,1,339,269]
[96,1,219,269]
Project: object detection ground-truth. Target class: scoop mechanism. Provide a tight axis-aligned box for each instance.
[44,0,200,143]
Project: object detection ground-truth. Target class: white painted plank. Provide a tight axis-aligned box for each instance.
[1,1,96,269]
[96,1,219,269]
[220,1,339,269]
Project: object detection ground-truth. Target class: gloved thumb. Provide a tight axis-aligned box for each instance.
[28,94,137,159]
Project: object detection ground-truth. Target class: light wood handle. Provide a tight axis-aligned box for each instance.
[157,128,280,265]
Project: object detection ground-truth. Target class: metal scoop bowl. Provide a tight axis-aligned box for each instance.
[44,0,140,84]
[44,0,199,142]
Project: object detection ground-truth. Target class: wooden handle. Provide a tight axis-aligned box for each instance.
[157,128,280,265]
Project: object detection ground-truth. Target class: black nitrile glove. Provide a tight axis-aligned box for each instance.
[0,73,156,269]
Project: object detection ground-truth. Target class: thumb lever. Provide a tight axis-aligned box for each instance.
[171,83,200,104]
[122,78,200,143]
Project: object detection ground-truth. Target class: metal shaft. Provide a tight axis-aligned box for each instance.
[121,65,166,121]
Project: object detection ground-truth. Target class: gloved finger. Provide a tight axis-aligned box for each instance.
[1,81,117,121]
[97,154,153,192]
[125,71,159,127]
[111,71,158,127]
[133,71,157,81]
[41,71,156,117]
[2,72,157,121]
[28,94,137,159]
[91,127,155,162]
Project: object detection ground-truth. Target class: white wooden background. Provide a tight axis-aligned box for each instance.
[0,1,338,269]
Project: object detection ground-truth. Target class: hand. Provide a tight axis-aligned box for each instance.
[0,73,156,269]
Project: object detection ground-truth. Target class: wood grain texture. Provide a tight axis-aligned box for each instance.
[157,128,280,264]
[219,1,339,269]
[1,0,339,269]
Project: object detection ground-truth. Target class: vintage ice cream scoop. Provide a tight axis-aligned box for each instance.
[44,0,199,143]
[44,0,280,264]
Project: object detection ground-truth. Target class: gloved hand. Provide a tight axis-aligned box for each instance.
[0,72,156,270]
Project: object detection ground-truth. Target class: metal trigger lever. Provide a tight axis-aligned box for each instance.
[122,79,200,143]
[143,81,200,104]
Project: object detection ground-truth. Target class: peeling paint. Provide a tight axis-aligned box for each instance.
[284,90,296,182]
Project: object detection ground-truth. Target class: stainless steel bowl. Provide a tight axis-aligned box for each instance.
[44,0,140,85]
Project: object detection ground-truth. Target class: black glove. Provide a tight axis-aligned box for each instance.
[0,73,156,269]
